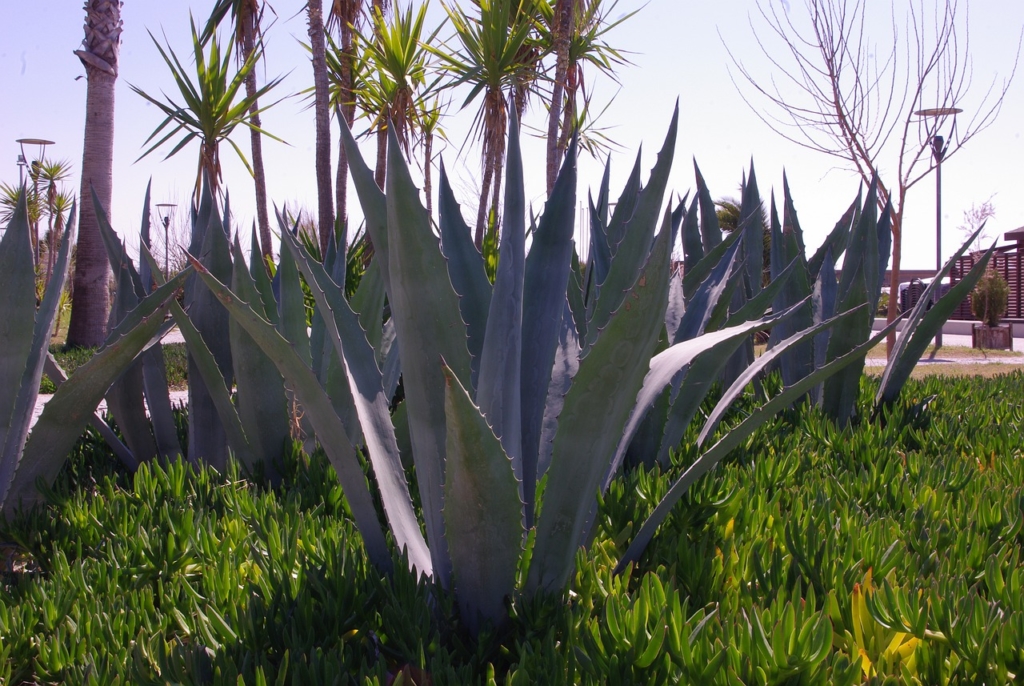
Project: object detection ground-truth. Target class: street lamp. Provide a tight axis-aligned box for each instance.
[15,138,55,266]
[155,203,177,276]
[913,107,961,348]
[15,138,53,186]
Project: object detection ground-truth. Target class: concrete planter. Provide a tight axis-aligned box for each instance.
[972,323,1014,350]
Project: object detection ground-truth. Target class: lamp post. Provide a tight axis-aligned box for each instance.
[913,107,961,349]
[155,203,177,276]
[15,138,55,266]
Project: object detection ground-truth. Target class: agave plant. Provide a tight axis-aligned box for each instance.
[183,105,890,635]
[0,192,189,518]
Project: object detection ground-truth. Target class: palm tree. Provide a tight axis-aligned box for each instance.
[542,0,634,193]
[35,160,74,289]
[307,0,336,253]
[433,0,543,247]
[351,1,440,188]
[417,97,446,218]
[328,0,366,248]
[132,19,285,203]
[203,0,276,262]
[67,0,122,348]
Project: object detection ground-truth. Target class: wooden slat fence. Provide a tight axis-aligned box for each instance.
[949,247,1024,320]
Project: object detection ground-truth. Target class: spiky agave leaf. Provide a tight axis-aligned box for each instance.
[442,364,523,635]
[3,269,189,514]
[0,194,77,507]
[94,187,159,464]
[280,227,432,577]
[616,315,902,573]
[527,216,671,597]
[188,254,395,574]
[875,227,996,408]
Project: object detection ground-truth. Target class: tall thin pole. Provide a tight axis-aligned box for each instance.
[164,216,170,276]
[933,135,945,348]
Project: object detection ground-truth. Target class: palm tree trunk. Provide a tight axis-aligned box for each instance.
[308,0,336,254]
[334,7,357,252]
[241,22,273,264]
[545,0,572,194]
[424,131,433,219]
[68,0,121,348]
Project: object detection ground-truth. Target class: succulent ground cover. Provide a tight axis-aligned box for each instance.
[2,371,1021,684]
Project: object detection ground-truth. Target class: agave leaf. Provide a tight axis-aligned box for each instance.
[665,269,686,341]
[385,125,472,589]
[603,149,642,257]
[622,330,670,472]
[527,221,671,597]
[808,194,858,281]
[250,226,279,327]
[680,194,702,277]
[876,228,994,407]
[683,230,742,303]
[188,255,395,574]
[820,282,870,425]
[0,199,77,498]
[587,162,612,289]
[42,353,135,468]
[726,258,797,328]
[442,364,523,634]
[137,241,183,463]
[282,228,432,576]
[739,162,764,298]
[673,235,742,343]
[812,247,837,373]
[169,292,254,469]
[339,116,391,294]
[230,236,289,477]
[616,316,902,573]
[766,197,814,387]
[655,263,795,467]
[608,305,801,487]
[781,173,808,260]
[536,299,580,483]
[185,183,234,469]
[694,161,722,254]
[95,189,158,463]
[3,270,187,514]
[836,181,877,304]
[275,217,310,363]
[349,258,387,358]
[567,249,588,341]
[0,193,48,461]
[585,107,678,351]
[698,304,864,445]
[520,141,577,524]
[476,114,526,471]
[438,161,491,387]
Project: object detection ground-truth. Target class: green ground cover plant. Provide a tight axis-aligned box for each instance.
[41,343,188,394]
[2,371,1021,684]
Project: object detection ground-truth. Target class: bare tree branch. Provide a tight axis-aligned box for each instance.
[725,0,1019,352]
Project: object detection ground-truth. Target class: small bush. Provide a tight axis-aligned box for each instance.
[971,268,1009,326]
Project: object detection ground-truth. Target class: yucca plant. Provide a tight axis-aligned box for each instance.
[131,16,286,200]
[0,192,189,518]
[186,106,892,635]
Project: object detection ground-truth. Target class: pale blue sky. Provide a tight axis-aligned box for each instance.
[2,1,1023,268]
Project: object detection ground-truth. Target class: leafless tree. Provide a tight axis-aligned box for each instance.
[727,0,1018,351]
[957,197,996,253]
